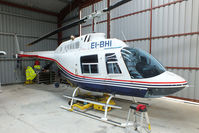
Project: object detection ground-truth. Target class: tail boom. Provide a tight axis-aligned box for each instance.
[18,51,55,60]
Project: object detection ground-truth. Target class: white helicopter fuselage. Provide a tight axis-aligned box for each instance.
[19,33,188,98]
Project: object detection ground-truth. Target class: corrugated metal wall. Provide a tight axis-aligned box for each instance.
[80,0,199,100]
[0,4,57,84]
[151,0,199,100]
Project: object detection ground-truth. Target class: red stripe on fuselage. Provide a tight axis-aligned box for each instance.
[18,54,187,85]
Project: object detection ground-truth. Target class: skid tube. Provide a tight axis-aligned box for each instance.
[60,87,133,127]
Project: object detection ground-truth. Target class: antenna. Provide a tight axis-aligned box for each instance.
[79,10,82,36]
[122,31,129,45]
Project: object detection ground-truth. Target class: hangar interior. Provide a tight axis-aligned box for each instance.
[0,0,199,133]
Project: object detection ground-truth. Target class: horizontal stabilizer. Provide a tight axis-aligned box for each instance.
[0,51,6,55]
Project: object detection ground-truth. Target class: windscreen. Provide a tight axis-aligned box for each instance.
[121,47,166,79]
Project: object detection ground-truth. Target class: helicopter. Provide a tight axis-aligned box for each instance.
[17,0,188,99]
[16,0,188,126]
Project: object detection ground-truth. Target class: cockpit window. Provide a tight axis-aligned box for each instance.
[105,53,121,74]
[121,47,165,79]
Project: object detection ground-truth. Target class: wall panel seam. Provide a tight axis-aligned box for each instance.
[124,32,199,42]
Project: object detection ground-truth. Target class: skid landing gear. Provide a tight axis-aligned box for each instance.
[61,87,151,131]
[60,87,132,127]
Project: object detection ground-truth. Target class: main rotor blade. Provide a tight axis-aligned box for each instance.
[27,17,87,46]
[103,0,131,12]
[27,0,132,46]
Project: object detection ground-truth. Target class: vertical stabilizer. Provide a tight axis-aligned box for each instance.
[14,34,20,54]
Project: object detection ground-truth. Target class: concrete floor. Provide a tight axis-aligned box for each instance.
[0,84,199,133]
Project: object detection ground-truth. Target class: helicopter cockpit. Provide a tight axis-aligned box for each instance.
[121,47,166,79]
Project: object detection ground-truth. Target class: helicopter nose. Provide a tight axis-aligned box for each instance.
[160,71,187,83]
[145,71,188,98]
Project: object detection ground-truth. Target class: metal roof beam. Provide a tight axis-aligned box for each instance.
[58,0,81,23]
[0,0,58,17]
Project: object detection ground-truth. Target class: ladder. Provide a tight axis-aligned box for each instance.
[126,104,151,133]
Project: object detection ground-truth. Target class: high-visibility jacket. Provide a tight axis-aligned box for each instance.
[26,66,36,81]
[34,65,41,70]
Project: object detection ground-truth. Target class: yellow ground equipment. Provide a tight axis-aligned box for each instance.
[66,79,75,87]
[93,94,115,111]
[72,103,93,111]
[62,87,151,129]
[61,87,123,127]
[71,94,115,112]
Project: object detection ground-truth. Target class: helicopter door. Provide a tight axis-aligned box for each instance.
[105,53,122,78]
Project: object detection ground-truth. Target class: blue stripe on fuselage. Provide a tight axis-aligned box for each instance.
[60,70,147,97]
[57,64,187,88]
[56,63,186,97]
